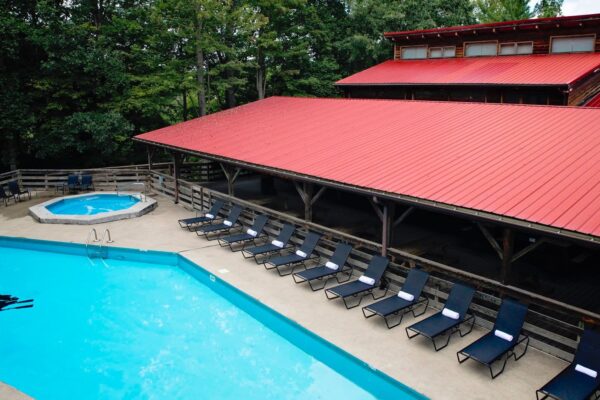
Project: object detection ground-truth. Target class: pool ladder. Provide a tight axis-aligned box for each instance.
[86,228,114,259]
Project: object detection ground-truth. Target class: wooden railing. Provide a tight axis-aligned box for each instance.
[148,169,595,361]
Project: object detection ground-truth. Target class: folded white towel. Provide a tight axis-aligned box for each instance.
[223,220,233,227]
[575,364,598,378]
[325,261,339,271]
[272,240,284,248]
[247,228,258,237]
[205,213,214,219]
[358,276,375,286]
[442,308,460,320]
[397,291,414,301]
[494,329,514,342]
[296,250,307,258]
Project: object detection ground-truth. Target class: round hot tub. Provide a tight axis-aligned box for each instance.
[29,192,157,224]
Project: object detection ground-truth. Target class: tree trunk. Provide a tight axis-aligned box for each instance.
[7,132,18,171]
[182,88,188,121]
[256,49,266,99]
[195,6,206,117]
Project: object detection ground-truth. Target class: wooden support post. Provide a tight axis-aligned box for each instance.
[172,152,183,204]
[294,182,326,222]
[370,197,394,256]
[220,164,241,196]
[501,228,515,284]
[146,145,155,170]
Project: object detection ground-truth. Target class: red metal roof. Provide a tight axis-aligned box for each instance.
[384,13,600,39]
[336,54,600,87]
[135,96,600,240]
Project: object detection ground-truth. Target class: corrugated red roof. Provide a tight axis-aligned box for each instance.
[384,13,600,38]
[135,96,600,239]
[584,92,600,107]
[336,54,600,86]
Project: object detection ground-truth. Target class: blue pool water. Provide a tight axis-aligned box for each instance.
[46,194,140,215]
[0,238,425,400]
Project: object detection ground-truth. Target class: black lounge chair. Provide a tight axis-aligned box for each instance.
[195,204,243,240]
[81,175,94,191]
[241,223,295,264]
[178,199,225,230]
[325,255,389,309]
[457,298,529,379]
[8,181,31,201]
[406,283,476,350]
[1,186,14,206]
[292,243,354,291]
[362,268,430,329]
[264,231,321,276]
[217,214,269,251]
[536,328,600,400]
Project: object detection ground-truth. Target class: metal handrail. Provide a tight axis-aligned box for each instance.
[101,229,114,244]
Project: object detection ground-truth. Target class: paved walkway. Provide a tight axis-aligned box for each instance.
[0,193,568,399]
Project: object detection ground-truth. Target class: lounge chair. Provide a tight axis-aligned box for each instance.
[178,199,225,230]
[64,174,80,193]
[80,175,94,191]
[362,268,430,328]
[264,231,321,276]
[194,204,244,240]
[457,298,529,379]
[217,214,269,251]
[8,181,31,202]
[0,186,14,206]
[325,255,389,309]
[536,328,600,400]
[241,223,296,264]
[406,283,476,350]
[293,243,354,291]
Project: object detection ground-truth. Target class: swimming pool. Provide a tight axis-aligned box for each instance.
[0,237,425,400]
[29,193,157,224]
[47,194,140,215]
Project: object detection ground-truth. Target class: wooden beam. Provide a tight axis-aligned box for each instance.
[220,163,241,196]
[146,145,156,170]
[477,223,503,260]
[381,202,393,256]
[501,228,515,284]
[294,182,326,222]
[393,206,414,227]
[311,186,327,206]
[172,152,183,204]
[511,238,546,263]
[369,196,384,221]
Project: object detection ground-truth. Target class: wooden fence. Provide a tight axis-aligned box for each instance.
[148,169,597,361]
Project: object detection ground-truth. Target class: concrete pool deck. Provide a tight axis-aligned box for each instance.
[0,193,568,399]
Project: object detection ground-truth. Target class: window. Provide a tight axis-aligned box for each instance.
[429,46,456,58]
[401,46,428,59]
[499,42,533,55]
[464,41,498,57]
[551,36,595,53]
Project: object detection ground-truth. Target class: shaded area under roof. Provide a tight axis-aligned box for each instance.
[336,54,600,87]
[135,96,600,242]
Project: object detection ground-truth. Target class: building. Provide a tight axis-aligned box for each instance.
[337,13,600,106]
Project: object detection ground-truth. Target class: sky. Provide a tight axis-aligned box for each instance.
[533,0,600,16]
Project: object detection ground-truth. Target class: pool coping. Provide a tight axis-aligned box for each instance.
[0,235,427,400]
[28,192,157,225]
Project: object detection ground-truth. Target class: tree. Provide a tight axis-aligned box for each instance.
[474,0,532,22]
[534,0,563,18]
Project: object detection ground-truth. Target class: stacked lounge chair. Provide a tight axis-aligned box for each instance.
[218,214,269,251]
[536,328,600,400]
[264,231,321,276]
[242,223,295,263]
[406,282,476,350]
[362,268,429,329]
[8,181,31,202]
[292,242,353,291]
[178,200,225,230]
[0,186,14,206]
[325,255,389,309]
[457,298,529,379]
[195,204,244,240]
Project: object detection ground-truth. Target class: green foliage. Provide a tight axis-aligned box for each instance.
[534,0,563,18]
[0,0,476,170]
[474,0,563,22]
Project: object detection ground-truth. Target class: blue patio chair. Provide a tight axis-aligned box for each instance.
[178,199,225,230]
[217,214,269,251]
[362,268,430,329]
[536,328,600,400]
[264,231,322,276]
[457,298,529,379]
[8,181,31,202]
[406,283,476,350]
[241,223,296,264]
[80,175,94,191]
[194,204,244,240]
[325,255,389,309]
[293,242,353,291]
[63,174,80,193]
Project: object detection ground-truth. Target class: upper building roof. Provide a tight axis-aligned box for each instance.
[336,53,600,87]
[384,13,600,40]
[135,96,600,242]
